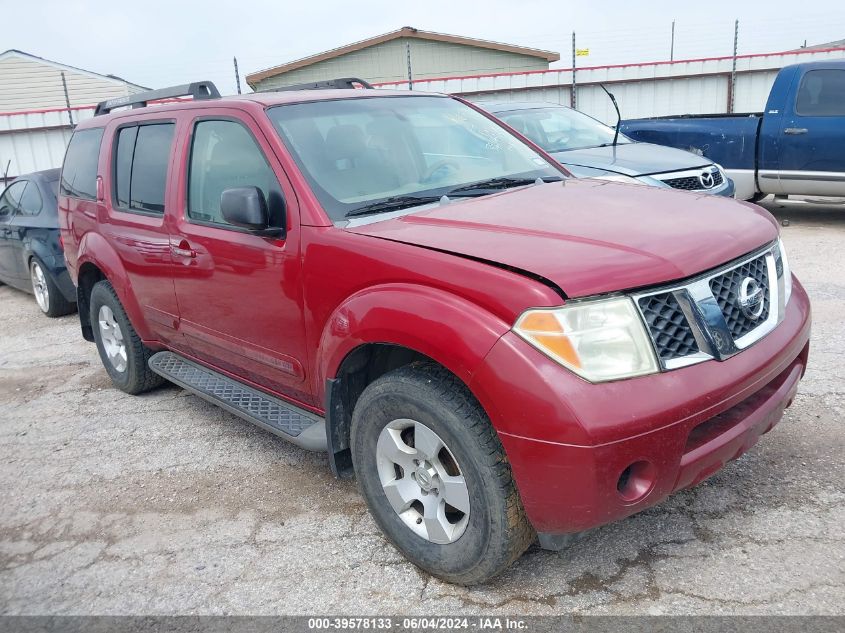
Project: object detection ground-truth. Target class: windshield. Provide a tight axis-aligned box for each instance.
[268,96,561,221]
[494,106,631,153]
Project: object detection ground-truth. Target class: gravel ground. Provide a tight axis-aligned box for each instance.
[0,197,843,615]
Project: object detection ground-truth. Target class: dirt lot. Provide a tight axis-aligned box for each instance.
[1,197,843,615]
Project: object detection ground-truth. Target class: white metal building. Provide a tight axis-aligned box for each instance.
[246,27,560,91]
[0,50,146,183]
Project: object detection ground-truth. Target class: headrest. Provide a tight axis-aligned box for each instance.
[325,125,366,162]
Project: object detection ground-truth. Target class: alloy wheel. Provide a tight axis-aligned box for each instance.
[98,305,128,372]
[30,261,50,313]
[375,418,471,544]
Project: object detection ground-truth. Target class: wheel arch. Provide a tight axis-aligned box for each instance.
[74,232,150,342]
[317,284,512,477]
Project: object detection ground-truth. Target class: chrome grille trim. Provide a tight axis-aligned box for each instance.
[632,243,784,371]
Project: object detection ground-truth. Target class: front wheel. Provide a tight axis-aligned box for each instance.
[351,363,534,585]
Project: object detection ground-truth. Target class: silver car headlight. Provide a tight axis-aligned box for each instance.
[776,238,792,305]
[513,297,659,383]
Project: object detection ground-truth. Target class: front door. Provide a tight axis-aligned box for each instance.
[776,66,845,196]
[169,112,311,405]
[0,180,27,282]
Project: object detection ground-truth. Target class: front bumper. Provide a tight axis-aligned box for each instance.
[469,277,811,539]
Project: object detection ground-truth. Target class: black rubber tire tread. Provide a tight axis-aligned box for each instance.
[351,361,535,585]
[31,259,75,318]
[89,280,164,395]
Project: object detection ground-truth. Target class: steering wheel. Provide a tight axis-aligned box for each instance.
[421,159,461,184]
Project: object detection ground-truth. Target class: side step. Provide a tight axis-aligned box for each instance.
[148,351,327,452]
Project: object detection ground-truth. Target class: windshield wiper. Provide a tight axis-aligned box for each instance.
[344,195,444,218]
[447,176,560,195]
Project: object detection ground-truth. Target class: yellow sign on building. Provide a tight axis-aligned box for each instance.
[576,48,590,57]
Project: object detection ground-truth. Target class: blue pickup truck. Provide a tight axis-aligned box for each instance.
[621,60,845,201]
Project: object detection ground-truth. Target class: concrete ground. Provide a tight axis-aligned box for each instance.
[0,197,843,615]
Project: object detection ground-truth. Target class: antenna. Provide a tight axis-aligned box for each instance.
[600,84,621,147]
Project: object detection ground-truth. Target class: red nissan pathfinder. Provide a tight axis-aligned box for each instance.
[58,79,811,585]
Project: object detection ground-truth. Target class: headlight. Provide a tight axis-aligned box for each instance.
[776,238,792,304]
[513,297,659,383]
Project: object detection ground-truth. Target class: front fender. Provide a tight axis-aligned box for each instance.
[316,283,511,400]
[76,231,153,340]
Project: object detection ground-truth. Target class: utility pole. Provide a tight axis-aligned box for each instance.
[60,72,74,127]
[729,19,739,113]
[670,20,675,61]
[233,57,242,94]
[406,42,413,90]
[571,32,577,109]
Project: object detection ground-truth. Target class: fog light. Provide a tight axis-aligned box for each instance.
[617,460,657,502]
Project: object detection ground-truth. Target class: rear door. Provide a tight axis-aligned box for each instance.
[168,110,311,405]
[775,66,845,195]
[100,117,181,344]
[5,179,46,279]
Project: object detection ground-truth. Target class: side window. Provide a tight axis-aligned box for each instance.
[18,182,43,216]
[61,128,104,200]
[187,119,283,227]
[113,123,175,214]
[0,181,27,220]
[795,69,845,116]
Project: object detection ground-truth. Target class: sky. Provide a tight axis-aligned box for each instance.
[4,0,845,95]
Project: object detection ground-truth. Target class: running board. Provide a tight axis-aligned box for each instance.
[148,351,327,452]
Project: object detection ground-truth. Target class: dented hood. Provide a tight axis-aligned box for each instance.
[344,179,778,298]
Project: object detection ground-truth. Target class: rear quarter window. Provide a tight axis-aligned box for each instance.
[61,128,105,200]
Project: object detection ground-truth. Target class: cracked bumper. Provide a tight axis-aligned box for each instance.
[470,278,811,539]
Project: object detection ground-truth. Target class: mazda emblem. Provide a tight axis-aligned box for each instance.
[699,170,715,189]
[738,277,765,320]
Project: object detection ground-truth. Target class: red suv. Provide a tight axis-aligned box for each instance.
[58,80,811,584]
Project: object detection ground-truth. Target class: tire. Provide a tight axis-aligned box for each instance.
[89,280,164,395]
[351,362,534,585]
[30,258,75,317]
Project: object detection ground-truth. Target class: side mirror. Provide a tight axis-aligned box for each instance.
[220,186,270,231]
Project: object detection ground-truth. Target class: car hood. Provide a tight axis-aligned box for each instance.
[551,142,712,177]
[344,179,778,299]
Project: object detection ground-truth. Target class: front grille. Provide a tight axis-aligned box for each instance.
[634,245,780,369]
[663,170,723,191]
[709,255,770,340]
[638,293,699,360]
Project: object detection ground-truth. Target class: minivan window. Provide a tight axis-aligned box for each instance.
[115,123,175,214]
[187,119,284,228]
[268,96,560,221]
[796,69,845,116]
[18,181,43,216]
[61,128,104,200]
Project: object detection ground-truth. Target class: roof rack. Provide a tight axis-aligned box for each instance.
[262,77,373,92]
[94,81,221,116]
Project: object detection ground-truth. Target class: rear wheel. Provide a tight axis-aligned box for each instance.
[30,259,74,317]
[351,362,534,585]
[89,280,164,394]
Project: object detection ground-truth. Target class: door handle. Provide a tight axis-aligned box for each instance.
[784,127,808,135]
[171,240,196,259]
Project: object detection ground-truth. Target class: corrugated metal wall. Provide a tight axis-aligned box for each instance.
[375,47,845,125]
[0,107,95,181]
